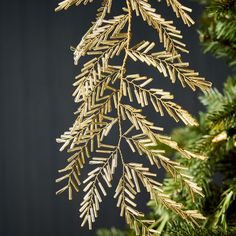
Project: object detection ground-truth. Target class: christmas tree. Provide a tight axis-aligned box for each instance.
[97,0,236,235]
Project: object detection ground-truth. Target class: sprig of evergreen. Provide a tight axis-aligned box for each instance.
[55,0,210,234]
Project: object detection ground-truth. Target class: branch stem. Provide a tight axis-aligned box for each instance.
[117,0,132,144]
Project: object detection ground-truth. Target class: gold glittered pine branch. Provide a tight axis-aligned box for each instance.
[161,0,195,26]
[55,0,212,234]
[55,0,96,11]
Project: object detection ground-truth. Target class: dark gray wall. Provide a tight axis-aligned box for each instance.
[0,1,230,236]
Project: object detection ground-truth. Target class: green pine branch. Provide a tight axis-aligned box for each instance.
[199,0,236,68]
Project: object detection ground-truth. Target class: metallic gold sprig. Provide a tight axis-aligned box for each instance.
[55,0,212,234]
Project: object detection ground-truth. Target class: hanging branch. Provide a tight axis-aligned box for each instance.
[55,0,212,234]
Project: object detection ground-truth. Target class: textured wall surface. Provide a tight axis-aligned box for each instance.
[0,1,230,236]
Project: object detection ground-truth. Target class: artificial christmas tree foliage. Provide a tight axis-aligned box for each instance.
[199,0,236,68]
[55,0,212,234]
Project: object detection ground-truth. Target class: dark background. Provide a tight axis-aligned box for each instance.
[0,1,231,236]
